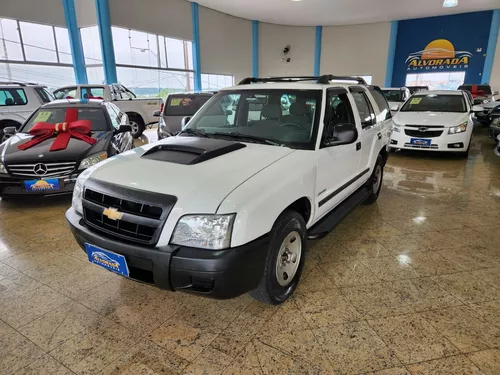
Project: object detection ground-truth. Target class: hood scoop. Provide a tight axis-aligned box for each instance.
[141,137,246,165]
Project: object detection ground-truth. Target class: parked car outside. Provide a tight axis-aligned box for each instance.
[66,75,391,305]
[0,82,55,142]
[53,84,162,138]
[0,100,133,198]
[390,90,481,156]
[154,92,216,139]
[381,87,411,112]
[457,84,497,105]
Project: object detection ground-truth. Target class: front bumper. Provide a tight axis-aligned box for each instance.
[66,207,270,299]
[389,129,470,152]
[0,173,78,196]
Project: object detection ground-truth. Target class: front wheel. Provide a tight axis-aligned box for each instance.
[249,210,307,305]
[363,155,384,205]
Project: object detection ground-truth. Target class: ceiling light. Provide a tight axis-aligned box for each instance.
[291,0,302,2]
[443,0,458,8]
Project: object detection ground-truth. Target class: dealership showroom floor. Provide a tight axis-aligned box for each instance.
[0,127,499,375]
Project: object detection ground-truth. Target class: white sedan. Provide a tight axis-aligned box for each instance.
[389,90,482,157]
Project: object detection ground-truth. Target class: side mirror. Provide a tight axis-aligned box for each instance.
[3,127,17,135]
[224,109,233,116]
[116,124,132,133]
[390,104,400,112]
[322,123,358,147]
[494,91,499,95]
[153,110,161,117]
[181,116,191,128]
[471,105,484,112]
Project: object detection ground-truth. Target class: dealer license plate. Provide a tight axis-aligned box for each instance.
[85,243,129,277]
[23,178,60,191]
[410,138,431,146]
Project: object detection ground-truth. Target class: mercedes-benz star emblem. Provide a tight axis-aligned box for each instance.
[33,163,48,176]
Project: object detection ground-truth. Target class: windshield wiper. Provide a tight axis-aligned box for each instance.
[211,132,280,146]
[178,128,210,138]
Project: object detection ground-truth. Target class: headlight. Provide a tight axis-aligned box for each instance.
[72,180,84,214]
[0,162,6,174]
[392,121,402,132]
[448,121,468,135]
[483,99,490,104]
[170,214,236,250]
[79,152,107,170]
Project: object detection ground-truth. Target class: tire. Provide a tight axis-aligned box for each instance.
[128,114,145,138]
[363,155,384,205]
[249,210,307,305]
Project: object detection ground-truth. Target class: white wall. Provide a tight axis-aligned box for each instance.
[489,33,500,90]
[259,23,315,77]
[109,0,192,41]
[0,0,65,26]
[321,22,391,86]
[198,6,252,83]
[75,0,97,27]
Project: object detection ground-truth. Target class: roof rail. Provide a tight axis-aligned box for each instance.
[238,75,367,85]
[0,81,39,86]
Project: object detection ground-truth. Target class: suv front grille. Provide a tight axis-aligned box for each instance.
[7,162,77,178]
[82,180,177,246]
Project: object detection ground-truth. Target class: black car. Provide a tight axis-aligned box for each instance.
[0,100,134,198]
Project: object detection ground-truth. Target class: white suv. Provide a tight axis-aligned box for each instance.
[66,75,392,304]
[0,82,55,141]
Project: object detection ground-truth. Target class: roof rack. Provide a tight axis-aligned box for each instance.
[238,75,367,85]
[0,81,39,86]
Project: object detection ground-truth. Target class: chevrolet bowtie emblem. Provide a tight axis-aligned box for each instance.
[103,207,123,221]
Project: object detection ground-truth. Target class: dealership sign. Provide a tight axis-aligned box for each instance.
[406,39,472,71]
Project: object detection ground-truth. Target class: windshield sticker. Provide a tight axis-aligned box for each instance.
[34,111,52,122]
[410,98,422,105]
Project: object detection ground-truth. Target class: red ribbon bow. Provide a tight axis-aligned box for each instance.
[18,108,96,152]
[470,85,484,98]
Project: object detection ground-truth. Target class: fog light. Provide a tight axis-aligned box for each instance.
[447,143,464,149]
[390,139,398,145]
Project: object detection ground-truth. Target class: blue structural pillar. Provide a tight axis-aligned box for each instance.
[191,2,202,91]
[62,0,88,84]
[385,21,399,87]
[95,0,118,84]
[314,26,322,76]
[252,21,259,77]
[482,10,500,84]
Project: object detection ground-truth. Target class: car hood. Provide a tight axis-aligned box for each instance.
[0,132,110,165]
[88,137,295,213]
[480,101,499,110]
[393,111,468,127]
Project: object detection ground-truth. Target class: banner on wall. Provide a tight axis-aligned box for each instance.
[405,39,473,71]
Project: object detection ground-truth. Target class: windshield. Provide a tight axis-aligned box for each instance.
[184,90,322,149]
[165,95,211,116]
[381,90,403,102]
[457,85,492,95]
[400,94,466,113]
[22,107,109,132]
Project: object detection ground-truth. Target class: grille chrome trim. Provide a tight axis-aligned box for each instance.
[6,162,77,178]
[404,143,439,149]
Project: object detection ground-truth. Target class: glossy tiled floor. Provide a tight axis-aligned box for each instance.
[1,127,499,375]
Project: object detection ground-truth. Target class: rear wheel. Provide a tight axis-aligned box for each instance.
[249,210,307,305]
[363,155,383,205]
[128,114,145,138]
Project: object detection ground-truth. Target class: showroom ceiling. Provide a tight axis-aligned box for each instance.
[190,0,500,26]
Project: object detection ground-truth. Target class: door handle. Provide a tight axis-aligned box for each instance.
[377,132,382,140]
[356,142,361,151]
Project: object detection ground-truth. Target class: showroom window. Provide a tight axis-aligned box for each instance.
[201,74,234,90]
[0,18,76,89]
[81,25,197,97]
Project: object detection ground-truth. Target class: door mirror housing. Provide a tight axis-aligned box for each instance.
[3,127,17,135]
[390,104,400,112]
[153,110,161,117]
[116,124,132,134]
[471,105,483,113]
[494,91,499,96]
[322,123,358,147]
[181,116,192,128]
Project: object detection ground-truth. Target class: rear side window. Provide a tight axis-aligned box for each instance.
[34,87,55,103]
[165,95,211,116]
[81,87,105,99]
[369,88,392,121]
[53,87,77,99]
[0,88,27,106]
[351,90,376,128]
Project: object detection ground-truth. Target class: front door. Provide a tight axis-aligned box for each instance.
[315,88,363,221]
